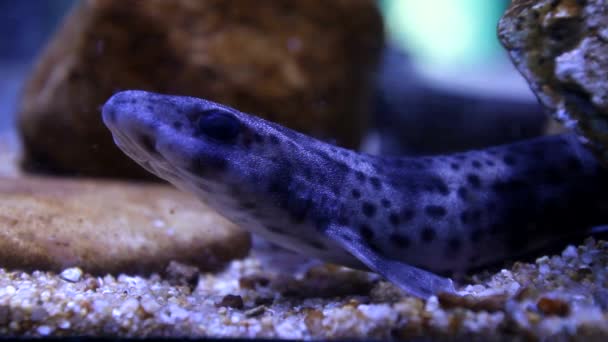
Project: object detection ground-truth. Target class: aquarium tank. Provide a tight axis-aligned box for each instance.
[0,0,606,340]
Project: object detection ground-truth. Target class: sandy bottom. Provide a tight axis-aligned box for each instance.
[0,237,605,340]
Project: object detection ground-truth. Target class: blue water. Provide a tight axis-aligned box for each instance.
[0,0,74,131]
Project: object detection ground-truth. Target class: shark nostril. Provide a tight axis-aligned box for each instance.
[102,106,117,125]
[139,134,157,154]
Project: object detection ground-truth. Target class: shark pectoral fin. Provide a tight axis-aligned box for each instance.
[324,224,456,299]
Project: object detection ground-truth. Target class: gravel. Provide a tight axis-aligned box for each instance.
[0,238,606,339]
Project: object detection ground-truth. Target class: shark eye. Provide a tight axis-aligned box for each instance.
[197,110,241,142]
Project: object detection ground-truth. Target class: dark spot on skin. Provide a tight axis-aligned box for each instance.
[470,228,483,242]
[471,210,482,222]
[242,136,253,149]
[503,155,516,166]
[370,177,382,189]
[389,159,404,167]
[302,166,313,180]
[172,121,183,130]
[351,189,361,199]
[427,177,450,195]
[389,212,400,226]
[355,171,366,182]
[360,224,374,241]
[401,208,415,222]
[335,162,350,173]
[472,160,482,169]
[425,205,447,218]
[368,241,383,254]
[447,237,461,253]
[485,160,495,167]
[421,226,436,243]
[467,174,481,189]
[460,211,469,224]
[331,185,340,195]
[287,194,311,223]
[269,135,280,145]
[457,187,468,200]
[566,156,582,172]
[410,161,425,170]
[450,163,460,171]
[338,216,350,226]
[268,181,282,193]
[381,199,391,208]
[527,146,544,160]
[314,216,331,232]
[362,202,376,218]
[390,233,410,248]
[317,151,333,163]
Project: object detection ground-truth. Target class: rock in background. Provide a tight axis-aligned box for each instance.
[498,0,608,162]
[0,176,251,275]
[18,0,384,179]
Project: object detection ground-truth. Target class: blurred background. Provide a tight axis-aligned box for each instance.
[0,0,73,130]
[0,0,540,153]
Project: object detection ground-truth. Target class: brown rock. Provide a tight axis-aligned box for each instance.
[438,292,508,313]
[498,0,608,163]
[18,0,384,179]
[0,175,250,275]
[216,294,244,309]
[536,296,570,317]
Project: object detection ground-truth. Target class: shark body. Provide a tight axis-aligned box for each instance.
[102,90,608,298]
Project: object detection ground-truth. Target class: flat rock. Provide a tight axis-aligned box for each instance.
[18,0,384,178]
[0,174,250,275]
[498,0,608,162]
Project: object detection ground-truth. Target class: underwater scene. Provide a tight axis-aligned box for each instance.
[1,0,608,339]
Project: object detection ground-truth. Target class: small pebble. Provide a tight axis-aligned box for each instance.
[59,267,83,282]
[36,325,53,336]
[561,245,578,259]
[216,295,244,309]
[245,305,267,317]
[537,297,570,317]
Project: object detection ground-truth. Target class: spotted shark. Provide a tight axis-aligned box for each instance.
[102,90,608,298]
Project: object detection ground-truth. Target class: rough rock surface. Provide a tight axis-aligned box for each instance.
[498,0,608,162]
[0,135,250,275]
[0,176,250,275]
[18,0,384,178]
